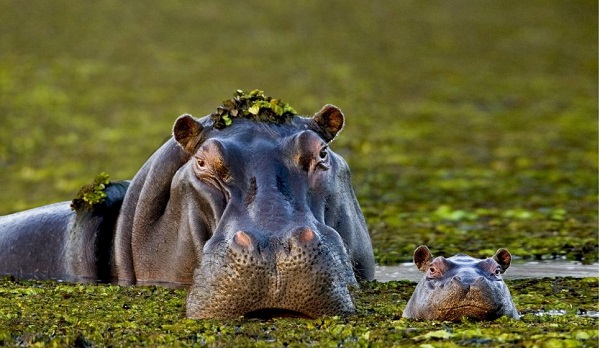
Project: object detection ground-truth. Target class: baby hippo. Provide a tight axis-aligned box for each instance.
[403,245,519,321]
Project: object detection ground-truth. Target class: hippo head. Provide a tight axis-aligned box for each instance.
[114,102,374,319]
[402,246,519,321]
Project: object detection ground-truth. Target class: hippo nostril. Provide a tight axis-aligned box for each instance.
[297,227,315,244]
[472,276,486,287]
[234,231,252,249]
[452,276,471,290]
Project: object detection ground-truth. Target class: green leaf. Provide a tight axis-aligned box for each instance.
[413,330,453,341]
[71,172,111,210]
[222,114,232,126]
[248,104,260,115]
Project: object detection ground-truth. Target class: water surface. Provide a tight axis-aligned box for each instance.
[375,261,599,282]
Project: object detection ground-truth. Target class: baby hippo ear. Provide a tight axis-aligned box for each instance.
[493,248,512,273]
[173,114,204,154]
[414,245,434,272]
[312,104,345,142]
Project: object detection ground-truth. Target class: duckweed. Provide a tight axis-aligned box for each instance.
[70,172,110,211]
[210,90,297,129]
[0,277,596,346]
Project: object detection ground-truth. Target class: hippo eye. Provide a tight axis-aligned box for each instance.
[316,147,330,170]
[427,266,441,278]
[493,267,502,276]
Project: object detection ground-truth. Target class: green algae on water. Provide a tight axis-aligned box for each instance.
[0,277,596,347]
[211,89,297,129]
[70,172,110,211]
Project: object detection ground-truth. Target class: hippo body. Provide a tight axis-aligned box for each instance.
[0,202,72,280]
[0,181,129,282]
[403,246,519,321]
[0,99,375,319]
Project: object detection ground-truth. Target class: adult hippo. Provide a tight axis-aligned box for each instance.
[0,90,375,319]
[403,245,519,321]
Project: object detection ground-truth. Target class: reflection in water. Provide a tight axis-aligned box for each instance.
[531,309,599,318]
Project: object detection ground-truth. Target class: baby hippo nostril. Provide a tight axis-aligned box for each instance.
[452,276,471,290]
[472,276,486,287]
[234,230,252,249]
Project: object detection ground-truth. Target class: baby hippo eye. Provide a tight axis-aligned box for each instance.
[197,159,206,167]
[493,267,502,276]
[427,265,442,278]
[319,149,328,159]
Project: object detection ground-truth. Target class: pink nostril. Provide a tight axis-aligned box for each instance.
[298,227,315,243]
[234,231,252,248]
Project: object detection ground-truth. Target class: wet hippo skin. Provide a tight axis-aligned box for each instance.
[0,103,375,319]
[403,245,519,321]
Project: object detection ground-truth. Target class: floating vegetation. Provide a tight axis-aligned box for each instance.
[0,277,596,346]
[70,172,110,211]
[210,89,297,129]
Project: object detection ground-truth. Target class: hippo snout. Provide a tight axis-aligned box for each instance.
[186,225,358,319]
[450,275,487,291]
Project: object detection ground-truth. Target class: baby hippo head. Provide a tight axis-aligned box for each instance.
[402,245,519,321]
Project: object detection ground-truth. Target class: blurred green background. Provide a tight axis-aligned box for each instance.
[0,1,597,263]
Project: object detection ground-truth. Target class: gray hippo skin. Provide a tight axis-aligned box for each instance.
[0,102,375,319]
[0,182,129,282]
[403,245,519,321]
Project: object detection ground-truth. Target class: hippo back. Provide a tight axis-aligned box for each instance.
[0,181,129,282]
[0,202,73,280]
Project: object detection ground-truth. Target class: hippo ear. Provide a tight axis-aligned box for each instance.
[493,248,512,273]
[173,114,204,154]
[414,245,434,272]
[312,104,345,142]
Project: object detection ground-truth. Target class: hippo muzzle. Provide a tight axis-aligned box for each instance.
[419,273,510,320]
[187,224,357,318]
